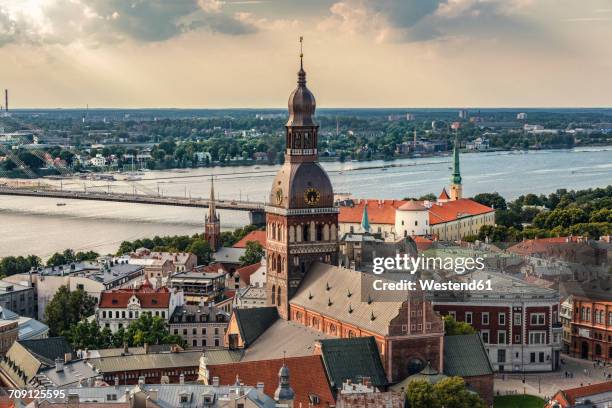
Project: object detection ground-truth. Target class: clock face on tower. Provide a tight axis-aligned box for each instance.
[304,187,321,206]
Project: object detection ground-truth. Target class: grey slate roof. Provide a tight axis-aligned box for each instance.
[317,336,388,389]
[241,319,331,362]
[290,263,408,336]
[20,337,74,366]
[443,334,493,377]
[88,351,202,373]
[234,306,278,347]
[213,247,246,264]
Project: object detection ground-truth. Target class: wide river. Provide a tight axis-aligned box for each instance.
[0,147,610,259]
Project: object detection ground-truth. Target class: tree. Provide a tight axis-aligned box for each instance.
[0,255,40,277]
[406,380,440,408]
[65,320,113,350]
[405,377,486,408]
[443,315,476,336]
[125,314,183,347]
[239,241,264,266]
[44,286,96,336]
[187,239,213,265]
[473,192,507,210]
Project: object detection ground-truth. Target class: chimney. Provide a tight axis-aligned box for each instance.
[149,389,158,401]
[256,382,265,400]
[212,376,220,387]
[144,342,149,354]
[123,342,129,354]
[114,376,119,387]
[138,376,145,386]
[55,357,64,372]
[179,373,185,385]
[66,393,79,408]
[4,89,7,113]
[64,352,72,363]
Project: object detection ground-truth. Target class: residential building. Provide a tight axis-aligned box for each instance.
[570,295,612,363]
[560,296,573,353]
[128,249,198,274]
[233,286,267,309]
[546,381,612,408]
[169,303,230,349]
[97,279,184,332]
[431,269,562,372]
[0,279,36,319]
[0,337,75,388]
[235,261,265,289]
[3,260,144,320]
[0,320,18,356]
[168,271,226,304]
[0,307,48,341]
[25,382,278,407]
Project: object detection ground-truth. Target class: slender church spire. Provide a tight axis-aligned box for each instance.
[361,204,371,233]
[205,176,221,251]
[450,134,463,200]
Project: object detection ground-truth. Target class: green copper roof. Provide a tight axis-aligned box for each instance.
[361,204,371,233]
[318,336,388,389]
[443,334,493,377]
[451,134,462,185]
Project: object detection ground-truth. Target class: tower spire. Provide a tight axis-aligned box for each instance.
[361,204,371,234]
[450,133,463,200]
[205,176,221,251]
[297,36,306,86]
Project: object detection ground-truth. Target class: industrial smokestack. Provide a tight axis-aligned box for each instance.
[4,89,7,113]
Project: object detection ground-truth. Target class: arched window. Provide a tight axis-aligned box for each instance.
[316,224,323,241]
[323,224,330,241]
[296,225,302,242]
[277,224,283,242]
[348,330,355,338]
[330,225,337,240]
[276,254,282,273]
[289,226,295,243]
[303,224,310,242]
[271,285,276,305]
[272,223,277,240]
[277,287,282,307]
[596,344,602,356]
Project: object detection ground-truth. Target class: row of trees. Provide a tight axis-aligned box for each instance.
[470,186,612,242]
[405,377,486,408]
[0,249,100,278]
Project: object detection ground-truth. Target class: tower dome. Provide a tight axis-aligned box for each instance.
[286,63,317,127]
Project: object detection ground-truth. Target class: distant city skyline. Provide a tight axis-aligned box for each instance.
[2,0,612,108]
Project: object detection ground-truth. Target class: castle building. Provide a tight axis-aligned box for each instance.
[265,50,339,320]
[205,177,221,252]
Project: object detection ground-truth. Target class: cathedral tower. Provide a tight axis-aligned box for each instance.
[450,134,463,201]
[205,177,221,251]
[265,40,339,319]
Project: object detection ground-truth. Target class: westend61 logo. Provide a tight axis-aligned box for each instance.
[366,253,493,295]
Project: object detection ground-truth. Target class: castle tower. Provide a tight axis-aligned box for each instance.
[265,38,339,319]
[204,177,221,251]
[449,134,462,201]
[274,363,295,407]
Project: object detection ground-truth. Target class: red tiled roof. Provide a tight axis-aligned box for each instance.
[339,198,494,226]
[233,230,267,248]
[339,199,407,225]
[99,285,170,309]
[198,263,229,273]
[559,381,612,405]
[236,262,261,286]
[398,201,427,211]
[507,237,580,256]
[428,198,494,225]
[413,236,434,251]
[207,355,335,407]
[439,188,450,200]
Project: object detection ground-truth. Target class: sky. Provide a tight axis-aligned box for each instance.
[1,0,612,109]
